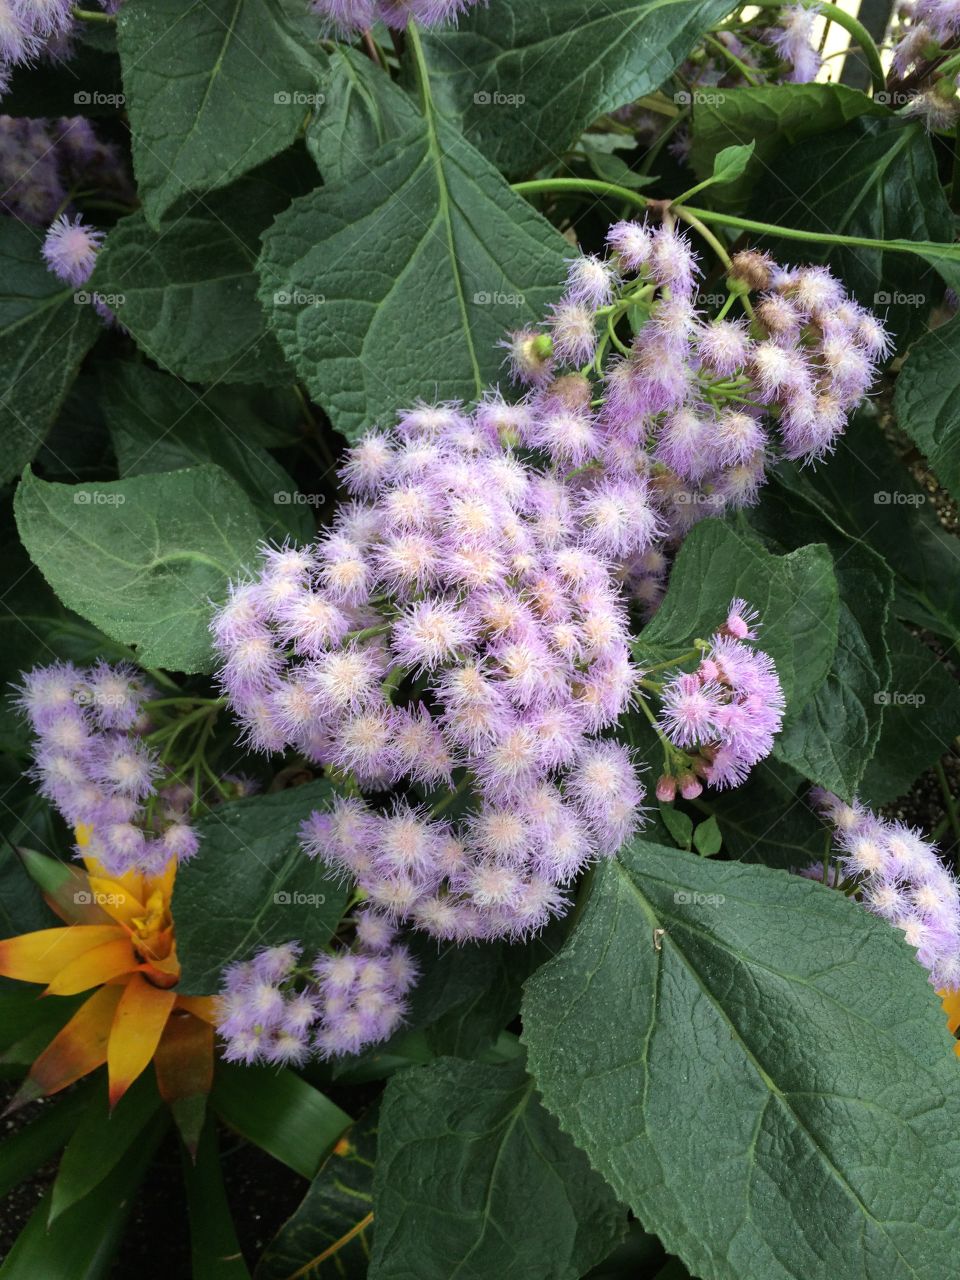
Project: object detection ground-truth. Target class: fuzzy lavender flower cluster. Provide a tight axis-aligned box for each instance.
[212,408,648,944]
[217,920,418,1064]
[0,114,131,225]
[15,662,200,876]
[0,1,122,95]
[310,0,479,35]
[655,598,785,795]
[503,223,887,612]
[803,790,960,991]
[890,0,960,129]
[766,4,822,83]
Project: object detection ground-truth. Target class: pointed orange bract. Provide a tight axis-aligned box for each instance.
[154,1009,215,1104]
[45,936,138,996]
[85,876,147,927]
[8,842,216,1119]
[176,995,219,1025]
[108,973,177,1109]
[0,925,125,985]
[9,984,125,1110]
[940,989,960,1056]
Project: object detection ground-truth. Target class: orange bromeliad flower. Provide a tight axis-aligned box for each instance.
[941,989,960,1058]
[0,827,216,1115]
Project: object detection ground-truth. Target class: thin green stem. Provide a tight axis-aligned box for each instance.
[639,647,703,674]
[145,696,224,712]
[673,206,733,270]
[73,6,115,20]
[703,32,761,86]
[513,176,959,269]
[346,621,392,644]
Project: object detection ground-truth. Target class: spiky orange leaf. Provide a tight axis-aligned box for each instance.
[44,937,138,996]
[6,984,124,1110]
[0,925,124,985]
[107,974,177,1109]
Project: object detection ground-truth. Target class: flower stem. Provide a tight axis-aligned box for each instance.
[512,177,960,271]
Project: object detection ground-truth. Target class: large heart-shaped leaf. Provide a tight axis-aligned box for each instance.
[173,782,350,993]
[0,220,101,484]
[895,312,960,505]
[14,464,266,674]
[259,109,569,441]
[369,1057,626,1280]
[523,840,960,1280]
[421,0,737,174]
[117,0,321,227]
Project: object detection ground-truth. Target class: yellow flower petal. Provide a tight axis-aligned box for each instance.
[107,974,177,1109]
[44,937,138,996]
[0,925,125,985]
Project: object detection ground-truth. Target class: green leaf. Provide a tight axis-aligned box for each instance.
[212,1063,351,1180]
[256,1108,377,1280]
[0,219,101,484]
[635,518,838,713]
[774,544,893,801]
[420,0,737,174]
[99,363,314,542]
[895,311,960,504]
[689,84,885,208]
[14,463,266,674]
[658,803,693,850]
[754,116,953,337]
[49,1073,162,1224]
[860,623,960,806]
[581,148,659,190]
[92,210,289,387]
[306,45,422,185]
[774,418,960,646]
[0,1081,94,1200]
[702,759,827,871]
[173,782,350,993]
[117,0,321,227]
[182,1118,251,1279]
[0,991,84,1065]
[369,1057,627,1280]
[692,814,722,856]
[708,140,755,185]
[522,840,960,1280]
[0,1110,166,1280]
[259,107,569,441]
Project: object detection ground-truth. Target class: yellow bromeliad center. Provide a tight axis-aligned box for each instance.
[0,825,216,1112]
